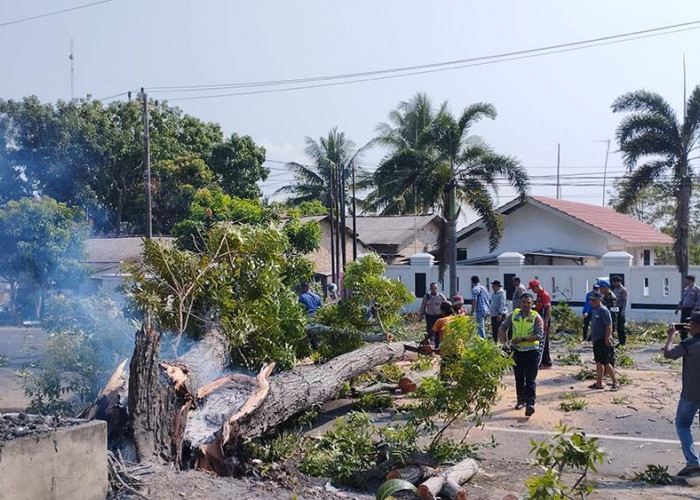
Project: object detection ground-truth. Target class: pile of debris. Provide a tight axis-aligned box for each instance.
[0,413,85,443]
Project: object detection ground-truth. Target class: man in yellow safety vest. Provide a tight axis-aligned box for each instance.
[498,292,545,417]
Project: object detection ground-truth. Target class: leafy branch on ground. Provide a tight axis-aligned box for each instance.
[525,423,605,499]
[633,464,673,485]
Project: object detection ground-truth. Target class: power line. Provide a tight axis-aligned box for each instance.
[0,0,113,28]
[147,19,700,94]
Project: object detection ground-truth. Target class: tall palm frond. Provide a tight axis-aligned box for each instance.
[612,85,700,277]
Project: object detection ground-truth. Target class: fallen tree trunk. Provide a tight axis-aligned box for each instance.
[185,342,408,472]
[387,465,440,484]
[125,324,407,473]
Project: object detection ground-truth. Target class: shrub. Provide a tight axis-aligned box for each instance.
[574,368,596,381]
[356,393,394,412]
[552,302,582,335]
[557,352,583,366]
[633,464,673,485]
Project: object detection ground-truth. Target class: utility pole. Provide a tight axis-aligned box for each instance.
[329,163,336,285]
[340,161,347,271]
[351,160,357,260]
[600,139,611,206]
[141,88,152,239]
[556,143,561,199]
[334,162,341,284]
[69,39,74,100]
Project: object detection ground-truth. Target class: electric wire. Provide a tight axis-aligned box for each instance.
[0,0,113,28]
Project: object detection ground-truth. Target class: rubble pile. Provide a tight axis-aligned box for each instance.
[0,413,85,443]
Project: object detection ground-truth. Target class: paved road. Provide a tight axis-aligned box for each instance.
[0,327,48,411]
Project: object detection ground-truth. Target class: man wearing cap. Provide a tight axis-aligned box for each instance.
[588,291,619,391]
[451,295,467,316]
[490,280,508,342]
[664,312,700,476]
[582,283,600,341]
[598,280,619,339]
[499,292,544,417]
[512,276,526,311]
[610,276,628,346]
[676,275,700,341]
[419,282,447,335]
[470,275,491,339]
[528,279,552,368]
[298,281,322,316]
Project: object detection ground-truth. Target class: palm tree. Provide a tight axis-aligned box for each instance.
[368,94,529,296]
[612,86,700,279]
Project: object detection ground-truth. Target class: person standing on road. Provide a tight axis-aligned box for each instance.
[470,275,491,339]
[419,282,447,336]
[490,280,508,342]
[511,276,526,311]
[582,283,600,341]
[610,276,629,346]
[664,313,700,476]
[528,279,552,368]
[587,291,619,391]
[498,292,544,417]
[676,275,700,341]
[598,280,618,337]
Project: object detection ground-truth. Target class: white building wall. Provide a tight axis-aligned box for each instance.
[457,204,613,261]
[389,252,687,323]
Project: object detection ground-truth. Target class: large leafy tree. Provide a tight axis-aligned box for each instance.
[0,96,268,236]
[0,197,89,321]
[367,94,529,295]
[612,87,700,278]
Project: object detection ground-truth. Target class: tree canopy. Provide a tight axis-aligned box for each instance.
[0,96,269,236]
[0,197,89,321]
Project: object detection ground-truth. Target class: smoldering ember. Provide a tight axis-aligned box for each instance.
[3,2,700,500]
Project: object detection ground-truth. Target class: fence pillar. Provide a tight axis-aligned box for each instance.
[498,252,525,301]
[409,252,437,298]
[601,251,633,281]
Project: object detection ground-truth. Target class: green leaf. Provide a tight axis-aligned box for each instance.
[375,479,417,500]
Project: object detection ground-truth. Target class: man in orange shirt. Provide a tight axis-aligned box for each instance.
[431,301,456,349]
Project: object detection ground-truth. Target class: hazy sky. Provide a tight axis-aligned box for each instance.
[2,0,700,220]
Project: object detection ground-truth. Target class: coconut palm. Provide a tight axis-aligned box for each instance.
[276,127,363,208]
[612,86,700,278]
[367,95,529,296]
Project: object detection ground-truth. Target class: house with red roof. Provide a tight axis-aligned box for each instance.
[456,196,673,266]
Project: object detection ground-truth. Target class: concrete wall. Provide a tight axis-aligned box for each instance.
[0,420,108,500]
[388,252,688,323]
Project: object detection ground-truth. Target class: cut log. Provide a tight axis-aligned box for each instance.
[352,382,397,396]
[418,458,478,500]
[387,465,440,484]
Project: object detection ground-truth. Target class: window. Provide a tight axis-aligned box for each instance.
[643,277,649,297]
[643,250,651,266]
[457,248,467,261]
[664,277,670,297]
[415,273,426,298]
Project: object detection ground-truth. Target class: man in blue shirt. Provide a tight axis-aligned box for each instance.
[298,281,322,316]
[582,283,599,341]
[470,275,491,339]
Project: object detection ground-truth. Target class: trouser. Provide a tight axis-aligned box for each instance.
[617,313,627,346]
[539,322,552,366]
[475,314,487,339]
[491,315,502,342]
[681,308,694,340]
[582,313,591,340]
[425,314,439,335]
[676,397,700,466]
[513,349,539,406]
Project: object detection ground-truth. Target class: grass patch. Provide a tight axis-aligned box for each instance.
[411,355,434,372]
[557,352,583,366]
[612,396,631,405]
[379,363,404,382]
[625,322,668,344]
[616,373,632,385]
[574,368,596,381]
[0,353,8,367]
[559,399,588,412]
[616,348,634,368]
[355,393,394,412]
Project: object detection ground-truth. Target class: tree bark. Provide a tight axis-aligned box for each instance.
[418,458,478,500]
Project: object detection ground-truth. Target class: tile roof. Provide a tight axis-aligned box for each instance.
[353,214,439,246]
[532,196,673,246]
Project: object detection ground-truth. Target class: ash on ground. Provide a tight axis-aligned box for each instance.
[0,413,85,443]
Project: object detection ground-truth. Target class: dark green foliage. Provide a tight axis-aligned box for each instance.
[209,133,268,199]
[574,368,596,381]
[633,464,673,485]
[356,394,394,412]
[557,352,583,366]
[552,302,582,335]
